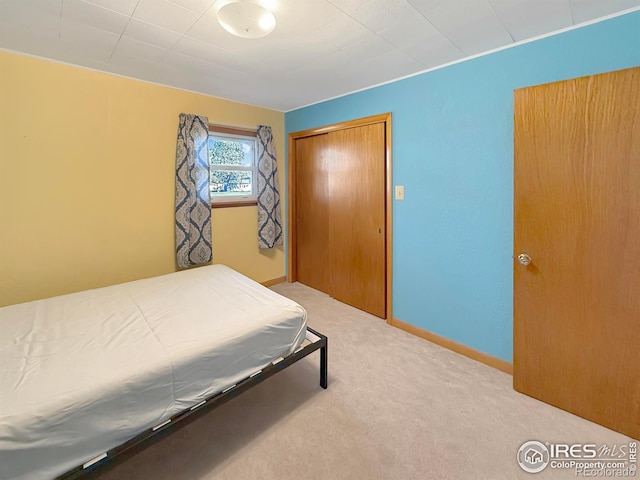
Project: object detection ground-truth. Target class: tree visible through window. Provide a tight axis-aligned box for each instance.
[208,129,257,206]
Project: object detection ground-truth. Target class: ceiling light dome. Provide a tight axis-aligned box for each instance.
[217,1,276,39]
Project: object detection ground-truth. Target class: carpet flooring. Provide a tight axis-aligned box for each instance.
[98,282,633,480]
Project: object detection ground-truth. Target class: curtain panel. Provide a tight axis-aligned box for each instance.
[257,125,283,249]
[175,113,212,268]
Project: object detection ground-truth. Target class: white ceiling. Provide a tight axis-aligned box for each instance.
[1,0,639,111]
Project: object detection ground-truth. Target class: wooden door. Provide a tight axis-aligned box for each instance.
[295,133,330,294]
[514,67,640,439]
[293,121,387,318]
[329,124,386,317]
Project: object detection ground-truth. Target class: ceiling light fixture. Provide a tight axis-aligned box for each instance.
[217,1,277,39]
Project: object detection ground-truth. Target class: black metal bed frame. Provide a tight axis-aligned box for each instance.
[56,327,328,480]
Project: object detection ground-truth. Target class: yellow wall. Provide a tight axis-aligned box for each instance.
[0,51,285,307]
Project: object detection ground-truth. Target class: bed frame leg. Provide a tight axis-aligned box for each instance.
[320,340,328,389]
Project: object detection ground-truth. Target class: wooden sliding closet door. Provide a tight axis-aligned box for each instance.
[514,67,640,439]
[295,134,330,294]
[329,124,386,318]
[294,120,387,318]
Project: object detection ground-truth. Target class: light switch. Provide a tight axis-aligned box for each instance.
[395,185,405,200]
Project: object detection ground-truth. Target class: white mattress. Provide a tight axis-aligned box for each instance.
[0,265,307,480]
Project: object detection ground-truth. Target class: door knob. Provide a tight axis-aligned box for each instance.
[517,253,532,266]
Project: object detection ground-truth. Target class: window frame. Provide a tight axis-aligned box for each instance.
[208,125,259,208]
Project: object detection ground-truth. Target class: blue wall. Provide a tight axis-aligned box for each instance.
[285,11,640,362]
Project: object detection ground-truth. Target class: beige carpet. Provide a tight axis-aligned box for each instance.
[99,282,633,480]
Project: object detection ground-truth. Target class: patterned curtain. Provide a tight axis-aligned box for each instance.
[257,125,283,249]
[175,113,212,268]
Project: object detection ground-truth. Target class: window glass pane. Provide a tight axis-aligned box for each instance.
[209,137,254,167]
[211,170,253,195]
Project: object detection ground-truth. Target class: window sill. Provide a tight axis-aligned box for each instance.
[211,200,258,209]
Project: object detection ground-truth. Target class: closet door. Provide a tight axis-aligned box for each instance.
[514,67,640,439]
[329,123,386,318]
[295,134,330,293]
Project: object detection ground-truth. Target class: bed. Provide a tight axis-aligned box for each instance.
[0,265,328,480]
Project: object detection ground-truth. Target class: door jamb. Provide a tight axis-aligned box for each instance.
[287,113,393,322]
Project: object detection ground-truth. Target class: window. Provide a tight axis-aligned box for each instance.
[208,126,258,207]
